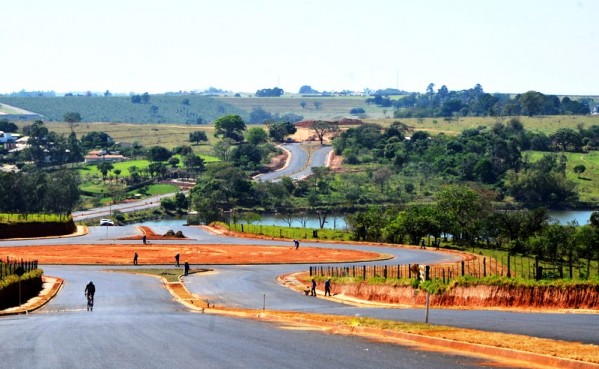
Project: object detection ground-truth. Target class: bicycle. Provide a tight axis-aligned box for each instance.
[86,293,94,311]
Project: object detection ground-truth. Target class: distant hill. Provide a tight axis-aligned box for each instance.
[0,95,248,124]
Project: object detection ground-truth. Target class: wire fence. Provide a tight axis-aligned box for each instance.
[309,254,597,282]
[0,257,39,280]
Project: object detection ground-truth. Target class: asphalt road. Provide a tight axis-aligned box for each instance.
[255,142,333,182]
[0,265,530,369]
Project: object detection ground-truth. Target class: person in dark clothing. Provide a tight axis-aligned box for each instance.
[142,235,147,244]
[85,281,95,310]
[184,261,190,276]
[324,278,331,296]
[310,278,317,296]
[175,253,180,267]
[84,281,96,299]
[294,239,300,250]
[133,252,138,265]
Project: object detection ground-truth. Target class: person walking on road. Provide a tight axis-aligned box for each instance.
[184,261,190,276]
[310,278,317,297]
[294,239,300,250]
[142,235,147,244]
[133,252,138,265]
[175,253,180,267]
[324,278,332,296]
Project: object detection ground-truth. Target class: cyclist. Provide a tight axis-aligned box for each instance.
[85,281,95,311]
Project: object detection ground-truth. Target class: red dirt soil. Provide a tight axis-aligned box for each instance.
[0,244,382,265]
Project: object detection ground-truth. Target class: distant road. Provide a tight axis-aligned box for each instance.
[255,142,332,182]
[72,193,175,221]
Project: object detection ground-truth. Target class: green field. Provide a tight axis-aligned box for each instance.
[526,150,599,205]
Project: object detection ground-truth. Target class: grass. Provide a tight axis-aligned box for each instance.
[366,115,599,136]
[524,150,599,205]
[226,223,352,241]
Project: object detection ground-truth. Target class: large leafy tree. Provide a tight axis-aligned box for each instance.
[63,112,82,133]
[25,120,49,166]
[147,145,172,162]
[214,115,246,142]
[267,121,297,142]
[310,120,338,145]
[189,131,208,145]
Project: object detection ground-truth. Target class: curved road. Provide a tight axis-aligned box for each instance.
[255,142,333,182]
[1,225,598,348]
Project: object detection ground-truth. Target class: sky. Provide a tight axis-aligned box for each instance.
[1,0,598,96]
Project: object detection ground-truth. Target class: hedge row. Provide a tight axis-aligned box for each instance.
[0,219,76,239]
[0,269,43,310]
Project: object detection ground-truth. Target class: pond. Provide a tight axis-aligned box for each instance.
[136,214,348,230]
[135,210,597,229]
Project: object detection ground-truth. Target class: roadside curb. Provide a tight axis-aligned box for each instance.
[161,275,599,369]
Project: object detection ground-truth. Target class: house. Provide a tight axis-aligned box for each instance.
[0,131,18,144]
[84,150,127,164]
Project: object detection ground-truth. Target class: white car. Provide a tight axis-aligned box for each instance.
[99,219,115,226]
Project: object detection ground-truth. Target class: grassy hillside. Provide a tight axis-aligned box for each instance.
[365,115,599,135]
[0,95,248,124]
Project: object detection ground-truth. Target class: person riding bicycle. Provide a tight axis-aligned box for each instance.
[85,281,96,301]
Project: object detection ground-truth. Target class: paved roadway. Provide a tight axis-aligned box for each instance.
[1,225,598,348]
[255,142,333,182]
[0,265,529,369]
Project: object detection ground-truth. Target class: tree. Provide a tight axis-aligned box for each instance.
[0,119,19,133]
[518,91,545,117]
[25,120,49,166]
[573,164,586,178]
[267,121,297,142]
[436,185,486,244]
[350,107,365,115]
[214,115,246,142]
[213,139,234,161]
[189,131,208,145]
[147,145,172,162]
[248,107,273,124]
[97,161,114,181]
[63,112,82,133]
[310,120,337,145]
[168,157,180,168]
[183,154,205,175]
[299,85,317,94]
[246,127,268,145]
[255,87,284,97]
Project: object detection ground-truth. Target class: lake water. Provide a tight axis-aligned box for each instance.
[136,210,597,229]
[137,215,348,230]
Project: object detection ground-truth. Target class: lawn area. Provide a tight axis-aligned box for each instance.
[525,150,599,205]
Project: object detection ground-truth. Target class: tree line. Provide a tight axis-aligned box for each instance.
[366,83,594,118]
[345,185,599,279]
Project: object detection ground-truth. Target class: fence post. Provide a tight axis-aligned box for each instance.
[384,265,387,279]
[408,264,412,279]
[483,258,486,277]
[363,265,366,280]
[461,261,465,276]
[507,255,511,278]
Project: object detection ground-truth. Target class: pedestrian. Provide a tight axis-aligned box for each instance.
[294,239,300,250]
[175,253,180,267]
[310,278,317,297]
[184,261,190,276]
[324,278,331,296]
[420,239,426,249]
[133,252,138,265]
[142,235,147,244]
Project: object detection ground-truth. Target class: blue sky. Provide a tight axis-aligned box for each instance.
[1,0,597,95]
